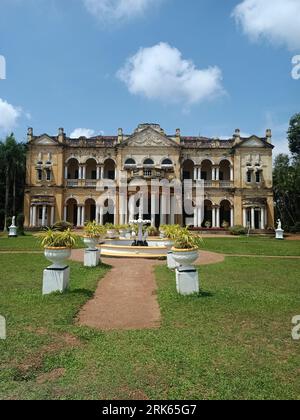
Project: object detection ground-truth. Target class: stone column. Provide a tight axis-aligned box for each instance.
[50,206,55,226]
[251,207,255,230]
[198,207,202,228]
[170,195,175,225]
[42,205,47,227]
[215,167,220,181]
[193,167,197,181]
[32,206,37,227]
[160,195,167,226]
[151,193,157,227]
[194,207,198,228]
[212,207,216,228]
[64,166,68,180]
[100,206,104,225]
[100,166,104,180]
[96,166,100,180]
[230,166,234,182]
[64,206,67,222]
[230,207,234,227]
[77,206,81,227]
[261,208,265,230]
[216,207,220,228]
[81,206,85,226]
[129,196,135,222]
[243,208,247,228]
[212,168,216,181]
[82,166,86,180]
[30,206,33,227]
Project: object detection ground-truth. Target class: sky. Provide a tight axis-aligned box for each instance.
[0,0,299,155]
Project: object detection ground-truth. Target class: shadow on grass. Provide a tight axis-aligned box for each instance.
[66,289,95,298]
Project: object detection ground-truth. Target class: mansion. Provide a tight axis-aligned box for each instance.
[24,123,275,230]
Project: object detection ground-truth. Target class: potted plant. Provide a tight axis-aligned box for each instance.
[147,226,158,237]
[83,221,106,250]
[105,223,117,239]
[160,225,180,248]
[171,227,202,269]
[205,221,211,229]
[39,228,78,269]
[118,224,130,238]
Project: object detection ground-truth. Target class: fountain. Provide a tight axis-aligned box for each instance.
[99,219,172,259]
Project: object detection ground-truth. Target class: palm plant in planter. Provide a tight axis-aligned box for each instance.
[83,221,106,250]
[171,227,202,269]
[105,223,117,239]
[39,228,78,269]
[160,224,180,248]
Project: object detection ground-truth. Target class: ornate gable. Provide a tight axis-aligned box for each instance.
[237,136,272,149]
[32,135,59,146]
[121,127,179,148]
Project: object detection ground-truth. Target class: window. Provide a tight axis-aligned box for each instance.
[91,170,97,180]
[219,171,224,181]
[144,169,152,177]
[144,159,154,166]
[125,158,136,166]
[256,171,261,183]
[46,169,51,181]
[201,171,207,181]
[247,171,252,183]
[183,170,191,180]
[162,158,173,166]
[37,169,43,181]
[108,170,115,180]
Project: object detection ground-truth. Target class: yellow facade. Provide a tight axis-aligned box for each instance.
[24,124,274,230]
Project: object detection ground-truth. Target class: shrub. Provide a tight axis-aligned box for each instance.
[52,221,72,232]
[147,226,158,237]
[229,225,247,236]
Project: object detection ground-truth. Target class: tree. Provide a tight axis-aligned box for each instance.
[288,113,300,157]
[0,134,26,231]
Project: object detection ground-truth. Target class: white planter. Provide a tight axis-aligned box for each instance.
[163,239,174,249]
[83,237,99,250]
[119,229,127,239]
[107,229,117,239]
[171,248,199,270]
[44,248,71,269]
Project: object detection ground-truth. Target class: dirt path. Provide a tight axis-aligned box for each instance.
[71,249,224,331]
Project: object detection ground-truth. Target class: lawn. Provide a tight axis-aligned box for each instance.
[0,234,84,251]
[201,236,300,256]
[0,252,299,400]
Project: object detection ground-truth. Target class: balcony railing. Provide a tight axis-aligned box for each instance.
[66,180,79,188]
[219,181,233,188]
[85,180,97,188]
[204,181,213,187]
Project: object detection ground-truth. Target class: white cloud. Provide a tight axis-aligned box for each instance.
[83,0,158,22]
[232,0,300,50]
[0,98,22,134]
[70,128,96,138]
[117,42,224,106]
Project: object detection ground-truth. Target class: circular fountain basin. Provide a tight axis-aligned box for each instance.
[99,238,172,259]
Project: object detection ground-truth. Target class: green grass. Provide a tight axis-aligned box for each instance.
[201,236,300,256]
[0,253,299,400]
[0,234,84,251]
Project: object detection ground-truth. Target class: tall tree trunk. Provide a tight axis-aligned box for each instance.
[12,168,16,216]
[3,167,10,232]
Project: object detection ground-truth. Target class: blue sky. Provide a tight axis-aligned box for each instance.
[0,0,299,155]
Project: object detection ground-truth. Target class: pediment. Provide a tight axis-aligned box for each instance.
[121,127,179,148]
[33,135,58,146]
[238,136,270,148]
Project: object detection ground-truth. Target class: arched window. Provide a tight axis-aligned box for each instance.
[161,158,173,166]
[124,158,136,167]
[144,158,154,166]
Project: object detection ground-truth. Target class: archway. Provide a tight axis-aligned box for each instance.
[67,159,79,180]
[103,198,115,225]
[219,160,231,181]
[220,199,232,227]
[104,159,116,180]
[85,198,96,222]
[203,200,213,227]
[86,159,97,180]
[182,159,194,180]
[201,160,213,181]
[66,198,78,226]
